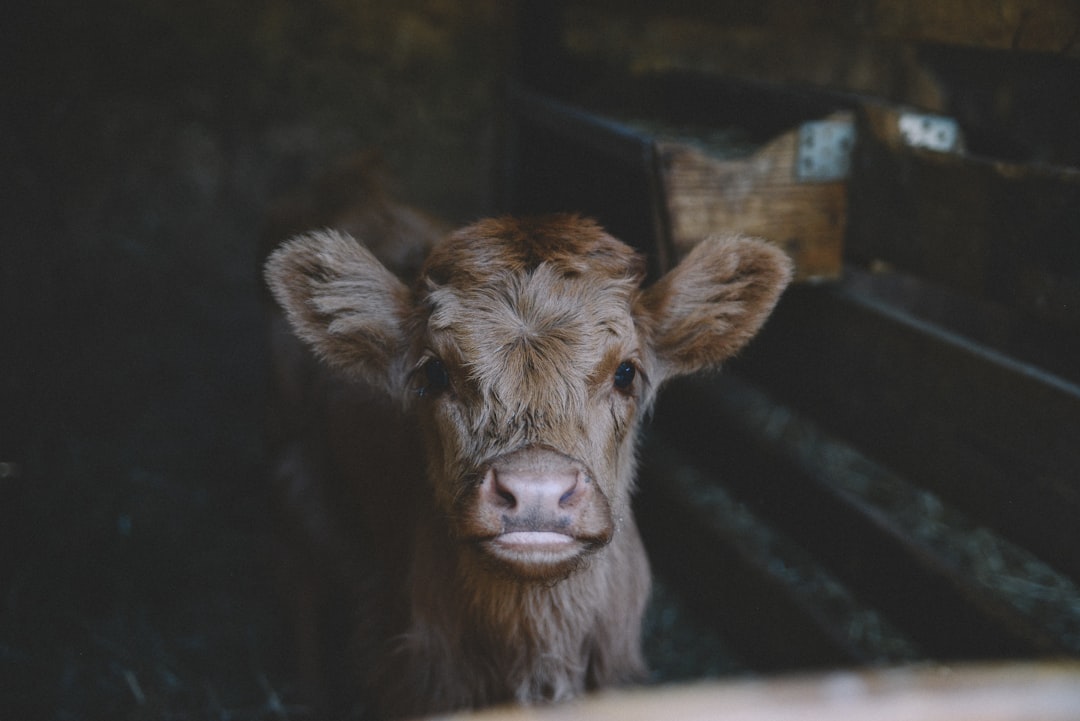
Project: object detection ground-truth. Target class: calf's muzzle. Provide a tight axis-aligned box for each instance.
[466,446,614,580]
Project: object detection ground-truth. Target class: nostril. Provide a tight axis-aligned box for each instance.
[489,469,517,509]
[558,472,583,507]
[497,487,517,508]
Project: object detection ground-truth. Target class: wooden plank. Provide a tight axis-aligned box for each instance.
[554,0,1080,56]
[871,0,1080,55]
[508,88,655,169]
[442,663,1080,721]
[656,115,848,282]
[504,88,670,274]
[505,88,847,281]
[652,375,1080,659]
[557,1,1080,79]
[637,438,923,667]
[635,460,858,673]
[841,265,1080,388]
[847,103,1080,330]
[556,5,941,115]
[727,282,1080,581]
[537,1,1080,166]
[650,382,1073,660]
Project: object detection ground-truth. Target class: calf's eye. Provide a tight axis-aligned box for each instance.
[418,357,450,397]
[613,361,636,391]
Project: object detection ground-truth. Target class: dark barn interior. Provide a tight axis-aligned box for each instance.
[4,1,1080,719]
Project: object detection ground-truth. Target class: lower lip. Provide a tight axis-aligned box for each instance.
[496,531,575,547]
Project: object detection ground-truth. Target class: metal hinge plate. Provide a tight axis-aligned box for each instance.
[797,119,855,182]
[897,113,961,153]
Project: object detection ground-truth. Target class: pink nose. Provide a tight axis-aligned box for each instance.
[483,447,585,517]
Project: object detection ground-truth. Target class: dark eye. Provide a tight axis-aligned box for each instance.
[418,357,450,397]
[613,361,636,392]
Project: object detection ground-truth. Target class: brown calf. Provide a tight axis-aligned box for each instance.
[264,200,791,718]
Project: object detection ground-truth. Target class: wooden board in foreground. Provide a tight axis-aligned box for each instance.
[432,663,1080,721]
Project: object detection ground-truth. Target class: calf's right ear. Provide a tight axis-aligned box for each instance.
[639,234,793,382]
[264,229,412,395]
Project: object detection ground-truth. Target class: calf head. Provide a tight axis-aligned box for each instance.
[266,215,791,582]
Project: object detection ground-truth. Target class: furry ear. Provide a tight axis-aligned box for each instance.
[264,229,412,395]
[639,235,793,381]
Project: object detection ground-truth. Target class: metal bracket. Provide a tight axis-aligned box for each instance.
[797,119,855,182]
[897,113,961,153]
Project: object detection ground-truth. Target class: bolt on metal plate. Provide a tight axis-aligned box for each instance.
[797,120,855,182]
[897,113,961,153]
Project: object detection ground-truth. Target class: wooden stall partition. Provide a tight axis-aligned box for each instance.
[505,88,849,282]
[848,102,1080,332]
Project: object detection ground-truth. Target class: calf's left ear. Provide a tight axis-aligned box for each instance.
[638,235,793,381]
[264,229,413,395]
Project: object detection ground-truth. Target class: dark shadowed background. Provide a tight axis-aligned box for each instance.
[2,1,506,717]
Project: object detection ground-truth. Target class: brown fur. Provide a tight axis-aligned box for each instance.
[264,199,792,718]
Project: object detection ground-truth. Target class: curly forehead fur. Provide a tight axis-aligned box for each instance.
[423,215,646,287]
[417,216,646,431]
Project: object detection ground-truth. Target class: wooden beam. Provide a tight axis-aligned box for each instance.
[544,2,1080,164]
[847,103,1080,330]
[637,438,923,669]
[652,374,1080,659]
[505,88,848,281]
[728,282,1080,581]
[442,663,1080,721]
[870,0,1080,55]
[656,114,848,282]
